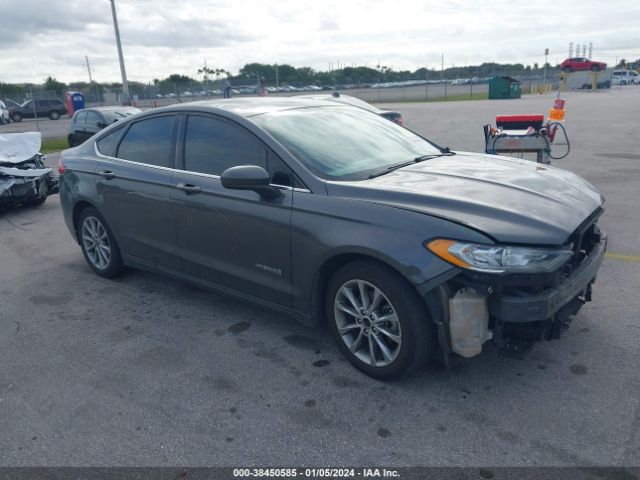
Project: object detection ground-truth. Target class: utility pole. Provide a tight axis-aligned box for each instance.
[543,48,549,88]
[109,0,129,104]
[275,63,279,89]
[85,56,100,104]
[424,64,428,100]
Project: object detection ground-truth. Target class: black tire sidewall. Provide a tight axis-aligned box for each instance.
[49,111,60,120]
[68,134,77,147]
[12,112,22,122]
[326,260,435,380]
[77,207,124,278]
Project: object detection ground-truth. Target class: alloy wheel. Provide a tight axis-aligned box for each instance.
[81,216,111,270]
[333,279,402,367]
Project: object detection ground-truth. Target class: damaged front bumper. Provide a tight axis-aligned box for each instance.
[489,234,606,357]
[0,155,59,208]
[426,214,607,363]
[0,132,59,208]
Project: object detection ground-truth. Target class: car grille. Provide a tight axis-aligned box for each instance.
[563,208,603,274]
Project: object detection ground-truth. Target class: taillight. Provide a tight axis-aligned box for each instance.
[57,157,65,175]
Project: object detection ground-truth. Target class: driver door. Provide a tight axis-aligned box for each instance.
[171,114,294,307]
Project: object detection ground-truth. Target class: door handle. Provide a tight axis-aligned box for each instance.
[176,182,201,194]
[98,170,116,180]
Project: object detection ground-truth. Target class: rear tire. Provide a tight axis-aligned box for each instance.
[326,260,436,380]
[591,65,600,72]
[562,67,573,73]
[77,207,124,278]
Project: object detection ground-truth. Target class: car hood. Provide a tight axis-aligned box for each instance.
[326,152,603,245]
[0,132,42,164]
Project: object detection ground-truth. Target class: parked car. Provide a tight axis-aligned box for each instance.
[0,100,10,125]
[58,98,606,379]
[560,58,607,73]
[9,98,67,122]
[297,93,403,125]
[612,69,640,85]
[68,106,141,146]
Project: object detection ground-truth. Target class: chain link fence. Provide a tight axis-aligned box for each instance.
[1,71,564,111]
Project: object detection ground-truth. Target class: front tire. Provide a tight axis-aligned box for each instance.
[11,112,22,122]
[326,260,436,380]
[68,134,78,147]
[78,207,124,278]
[49,111,60,120]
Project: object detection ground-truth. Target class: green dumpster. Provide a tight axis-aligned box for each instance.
[488,76,522,99]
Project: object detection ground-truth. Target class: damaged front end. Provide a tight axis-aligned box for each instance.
[0,132,59,208]
[427,209,606,362]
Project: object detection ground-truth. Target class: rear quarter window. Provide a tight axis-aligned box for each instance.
[96,127,124,157]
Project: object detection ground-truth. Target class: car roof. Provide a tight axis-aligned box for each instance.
[147,97,341,118]
[85,106,141,112]
[294,93,384,114]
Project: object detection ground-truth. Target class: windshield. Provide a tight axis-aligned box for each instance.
[253,106,440,180]
[102,108,141,123]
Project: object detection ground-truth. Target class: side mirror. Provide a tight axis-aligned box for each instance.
[97,121,107,128]
[221,165,281,199]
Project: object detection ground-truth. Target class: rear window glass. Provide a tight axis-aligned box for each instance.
[117,116,175,167]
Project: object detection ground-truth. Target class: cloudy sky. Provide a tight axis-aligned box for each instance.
[0,0,638,84]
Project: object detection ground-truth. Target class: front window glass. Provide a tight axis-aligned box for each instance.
[184,115,266,176]
[75,111,87,124]
[85,111,101,125]
[253,106,439,180]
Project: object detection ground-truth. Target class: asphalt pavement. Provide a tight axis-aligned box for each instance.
[0,88,639,467]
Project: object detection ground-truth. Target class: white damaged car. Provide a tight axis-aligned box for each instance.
[0,132,59,208]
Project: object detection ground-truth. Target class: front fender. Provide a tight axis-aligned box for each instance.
[290,192,493,315]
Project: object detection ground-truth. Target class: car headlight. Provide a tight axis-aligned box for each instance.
[426,238,573,274]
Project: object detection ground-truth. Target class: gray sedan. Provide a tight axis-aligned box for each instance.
[58,98,606,379]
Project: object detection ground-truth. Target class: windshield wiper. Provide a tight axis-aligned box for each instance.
[367,151,455,179]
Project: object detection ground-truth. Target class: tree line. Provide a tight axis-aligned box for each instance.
[2,58,637,100]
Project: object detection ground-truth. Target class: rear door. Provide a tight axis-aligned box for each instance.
[171,113,294,307]
[73,110,89,142]
[93,114,181,270]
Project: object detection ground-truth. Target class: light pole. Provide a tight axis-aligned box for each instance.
[543,48,549,90]
[109,0,129,104]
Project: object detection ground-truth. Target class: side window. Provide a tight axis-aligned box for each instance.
[86,111,101,126]
[117,116,175,167]
[75,111,87,124]
[183,115,266,176]
[38,99,50,108]
[96,127,124,157]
